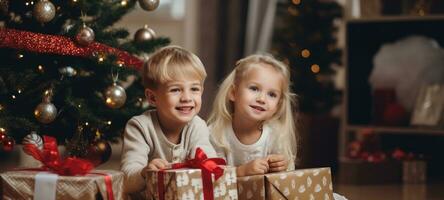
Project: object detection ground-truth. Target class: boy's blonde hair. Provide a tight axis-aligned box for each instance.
[142,45,206,89]
[208,54,299,167]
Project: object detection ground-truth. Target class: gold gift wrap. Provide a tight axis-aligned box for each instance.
[265,167,333,200]
[237,174,265,200]
[146,167,238,200]
[0,170,123,200]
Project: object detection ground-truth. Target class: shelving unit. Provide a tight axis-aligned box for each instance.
[339,15,444,182]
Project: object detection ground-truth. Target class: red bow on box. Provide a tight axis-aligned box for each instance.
[158,148,226,200]
[23,136,94,176]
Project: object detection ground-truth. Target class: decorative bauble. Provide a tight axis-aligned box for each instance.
[0,0,9,16]
[138,0,159,11]
[75,25,95,46]
[104,83,126,109]
[33,0,56,23]
[2,136,15,152]
[85,140,112,166]
[59,66,77,77]
[34,101,57,124]
[134,25,156,43]
[23,132,43,150]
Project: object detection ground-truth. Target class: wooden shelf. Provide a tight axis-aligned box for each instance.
[345,125,444,136]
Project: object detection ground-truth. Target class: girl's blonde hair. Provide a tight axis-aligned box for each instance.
[208,54,299,167]
[142,45,206,89]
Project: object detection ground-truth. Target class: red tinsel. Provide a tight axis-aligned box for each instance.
[0,28,143,70]
[23,135,94,176]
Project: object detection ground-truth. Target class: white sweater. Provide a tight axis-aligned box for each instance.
[120,110,216,195]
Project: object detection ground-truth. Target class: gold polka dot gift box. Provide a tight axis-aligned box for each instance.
[265,167,334,200]
[236,167,334,200]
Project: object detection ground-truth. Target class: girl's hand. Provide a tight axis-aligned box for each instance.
[267,154,288,172]
[236,158,269,177]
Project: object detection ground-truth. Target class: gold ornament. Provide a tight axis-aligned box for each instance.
[33,0,56,23]
[75,24,95,46]
[138,0,159,11]
[34,90,57,124]
[104,83,126,109]
[134,25,156,43]
[0,0,8,16]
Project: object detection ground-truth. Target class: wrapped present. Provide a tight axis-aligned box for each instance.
[0,135,123,200]
[237,174,265,200]
[0,170,123,200]
[146,148,238,200]
[265,167,334,200]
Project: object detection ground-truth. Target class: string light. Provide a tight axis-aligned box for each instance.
[17,89,22,94]
[98,56,105,62]
[85,122,89,126]
[11,95,16,99]
[0,104,4,111]
[107,121,112,125]
[37,65,44,72]
[78,104,82,108]
[72,0,78,2]
[17,54,24,59]
[301,49,311,58]
[311,64,320,73]
[121,0,128,6]
[117,61,124,67]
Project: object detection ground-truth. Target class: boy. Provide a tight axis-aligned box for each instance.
[120,46,216,198]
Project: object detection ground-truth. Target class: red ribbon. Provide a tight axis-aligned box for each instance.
[89,172,115,200]
[0,28,143,70]
[22,135,94,176]
[157,148,226,200]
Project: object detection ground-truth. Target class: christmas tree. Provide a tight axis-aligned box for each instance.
[0,0,169,159]
[272,0,342,113]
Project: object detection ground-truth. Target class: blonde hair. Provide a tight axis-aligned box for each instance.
[208,54,299,167]
[142,45,206,89]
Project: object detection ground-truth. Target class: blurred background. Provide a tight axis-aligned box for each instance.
[1,0,444,199]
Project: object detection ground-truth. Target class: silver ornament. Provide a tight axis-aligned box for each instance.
[134,25,156,43]
[23,132,43,150]
[138,0,159,11]
[104,83,127,109]
[59,66,77,77]
[33,0,56,23]
[34,101,57,124]
[75,25,95,46]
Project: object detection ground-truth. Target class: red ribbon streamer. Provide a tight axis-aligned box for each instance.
[157,148,226,200]
[22,135,94,176]
[0,28,143,70]
[89,172,115,200]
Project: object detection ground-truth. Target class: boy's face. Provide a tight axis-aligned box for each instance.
[146,77,203,128]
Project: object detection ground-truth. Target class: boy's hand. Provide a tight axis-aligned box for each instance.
[148,158,170,170]
[267,154,288,172]
[237,158,269,177]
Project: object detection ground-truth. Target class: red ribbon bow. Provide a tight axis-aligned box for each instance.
[158,148,226,200]
[23,136,94,176]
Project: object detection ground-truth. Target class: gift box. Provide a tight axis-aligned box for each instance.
[237,174,265,200]
[0,169,123,200]
[265,167,334,200]
[146,167,238,200]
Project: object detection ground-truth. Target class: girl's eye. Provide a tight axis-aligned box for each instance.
[268,92,278,98]
[249,86,259,92]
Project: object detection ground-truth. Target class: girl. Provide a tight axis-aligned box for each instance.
[208,54,298,177]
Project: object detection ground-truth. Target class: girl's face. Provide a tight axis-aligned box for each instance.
[230,63,283,123]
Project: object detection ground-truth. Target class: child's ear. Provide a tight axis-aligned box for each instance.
[228,85,235,101]
[145,89,156,105]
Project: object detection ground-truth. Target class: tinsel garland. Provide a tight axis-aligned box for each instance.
[0,28,143,70]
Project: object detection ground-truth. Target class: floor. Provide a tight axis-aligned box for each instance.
[335,183,444,200]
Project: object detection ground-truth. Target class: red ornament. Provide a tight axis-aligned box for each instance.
[392,148,406,160]
[2,136,15,152]
[383,103,408,126]
[85,139,112,166]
